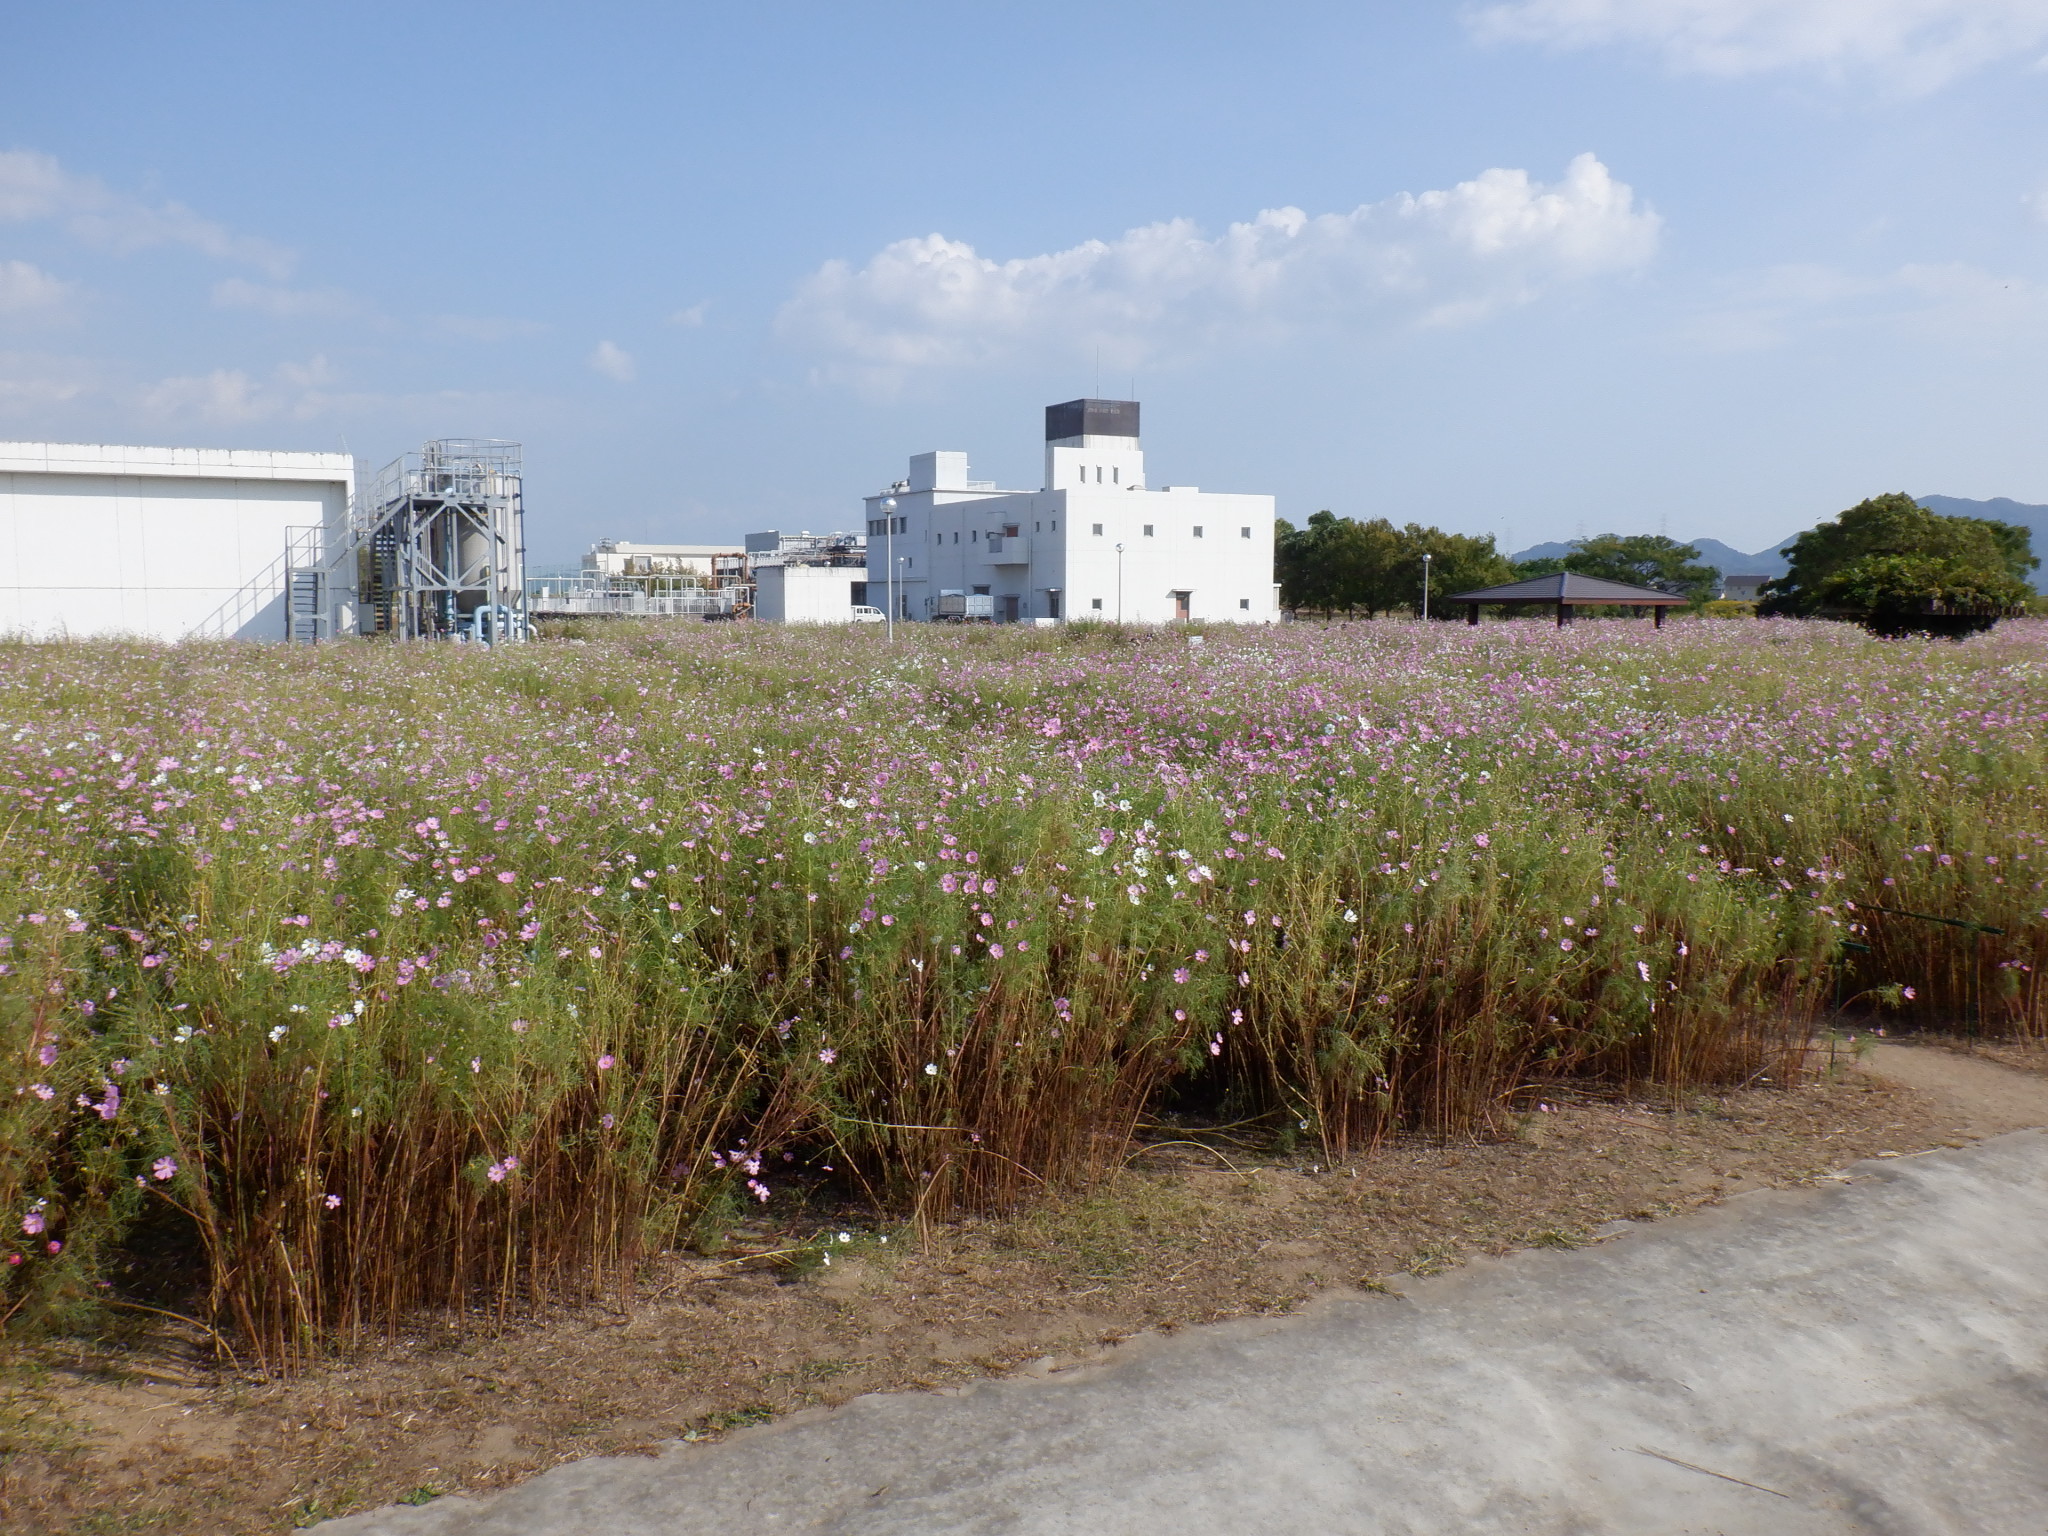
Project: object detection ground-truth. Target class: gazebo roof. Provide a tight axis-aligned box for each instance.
[1445,572,1690,606]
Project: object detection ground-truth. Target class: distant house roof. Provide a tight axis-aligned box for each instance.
[1445,572,1690,606]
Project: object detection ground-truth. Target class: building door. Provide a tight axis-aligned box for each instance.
[999,594,1020,624]
[1045,590,1061,620]
[1172,590,1191,622]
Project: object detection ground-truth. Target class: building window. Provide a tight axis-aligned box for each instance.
[1095,466,1102,483]
[1092,523,1103,536]
[953,531,959,543]
[1193,526,1204,538]
[1239,598,1250,610]
[1240,526,1251,538]
[906,557,913,569]
[1143,524,1154,537]
[1052,520,1058,531]
[1091,597,1103,610]
[972,530,979,541]
[1034,521,1040,533]
[1112,467,1119,484]
[973,584,990,596]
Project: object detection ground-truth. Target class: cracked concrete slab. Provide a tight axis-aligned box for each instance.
[320,1128,2048,1535]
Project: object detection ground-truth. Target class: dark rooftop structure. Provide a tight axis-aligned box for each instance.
[1445,571,1691,628]
[1045,398,1139,442]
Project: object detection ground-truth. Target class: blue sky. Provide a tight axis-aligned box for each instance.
[5,1,2048,562]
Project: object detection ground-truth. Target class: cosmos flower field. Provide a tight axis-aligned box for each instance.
[2,618,2042,1362]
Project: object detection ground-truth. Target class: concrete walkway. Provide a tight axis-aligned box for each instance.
[324,1124,2048,1535]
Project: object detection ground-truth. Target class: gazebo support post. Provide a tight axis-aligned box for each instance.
[1654,606,1665,629]
[1556,602,1572,628]
[1466,603,1479,626]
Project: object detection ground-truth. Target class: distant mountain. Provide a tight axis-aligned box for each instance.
[1509,537,1789,579]
[1916,496,2048,593]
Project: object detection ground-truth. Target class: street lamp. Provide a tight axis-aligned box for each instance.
[1115,542,1125,624]
[880,496,897,642]
[1421,551,1432,622]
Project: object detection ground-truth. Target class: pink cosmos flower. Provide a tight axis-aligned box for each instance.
[596,1053,615,1070]
[22,1212,44,1236]
[151,1157,177,1181]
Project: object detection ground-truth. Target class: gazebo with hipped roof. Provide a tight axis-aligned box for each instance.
[1445,571,1691,628]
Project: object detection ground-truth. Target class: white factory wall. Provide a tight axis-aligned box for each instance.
[754,563,868,624]
[0,443,354,642]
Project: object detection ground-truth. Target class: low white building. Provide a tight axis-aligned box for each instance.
[0,441,354,641]
[861,400,1277,624]
[753,562,872,624]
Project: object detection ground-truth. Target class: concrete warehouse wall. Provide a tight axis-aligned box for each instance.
[754,563,866,624]
[0,443,354,642]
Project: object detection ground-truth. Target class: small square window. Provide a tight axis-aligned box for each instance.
[1091,597,1103,610]
[1240,526,1251,539]
[1239,598,1250,610]
[1143,524,1155,537]
[1193,526,1204,538]
[1092,523,1103,536]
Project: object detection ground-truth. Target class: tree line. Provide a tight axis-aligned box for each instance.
[1278,495,2039,634]
[1276,512,1721,618]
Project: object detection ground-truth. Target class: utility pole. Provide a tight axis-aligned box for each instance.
[881,496,897,642]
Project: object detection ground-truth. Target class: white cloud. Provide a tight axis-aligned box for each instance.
[776,154,1658,387]
[0,350,92,409]
[0,148,293,275]
[138,368,268,425]
[0,259,75,315]
[210,277,360,319]
[1466,0,2048,91]
[1681,259,2048,351]
[589,339,637,382]
[669,303,707,327]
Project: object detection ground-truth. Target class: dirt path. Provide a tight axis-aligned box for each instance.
[320,1124,2048,1534]
[1859,1040,2048,1137]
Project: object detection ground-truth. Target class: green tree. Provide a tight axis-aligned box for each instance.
[1515,535,1718,605]
[1394,525,1515,618]
[1277,512,1408,618]
[1760,493,2037,621]
[1564,534,1720,605]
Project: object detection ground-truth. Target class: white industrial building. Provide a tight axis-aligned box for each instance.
[0,442,354,641]
[582,539,742,579]
[748,528,872,624]
[0,438,523,643]
[861,400,1278,624]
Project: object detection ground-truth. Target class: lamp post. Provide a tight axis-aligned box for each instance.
[880,496,897,642]
[1421,551,1432,622]
[1115,542,1125,624]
